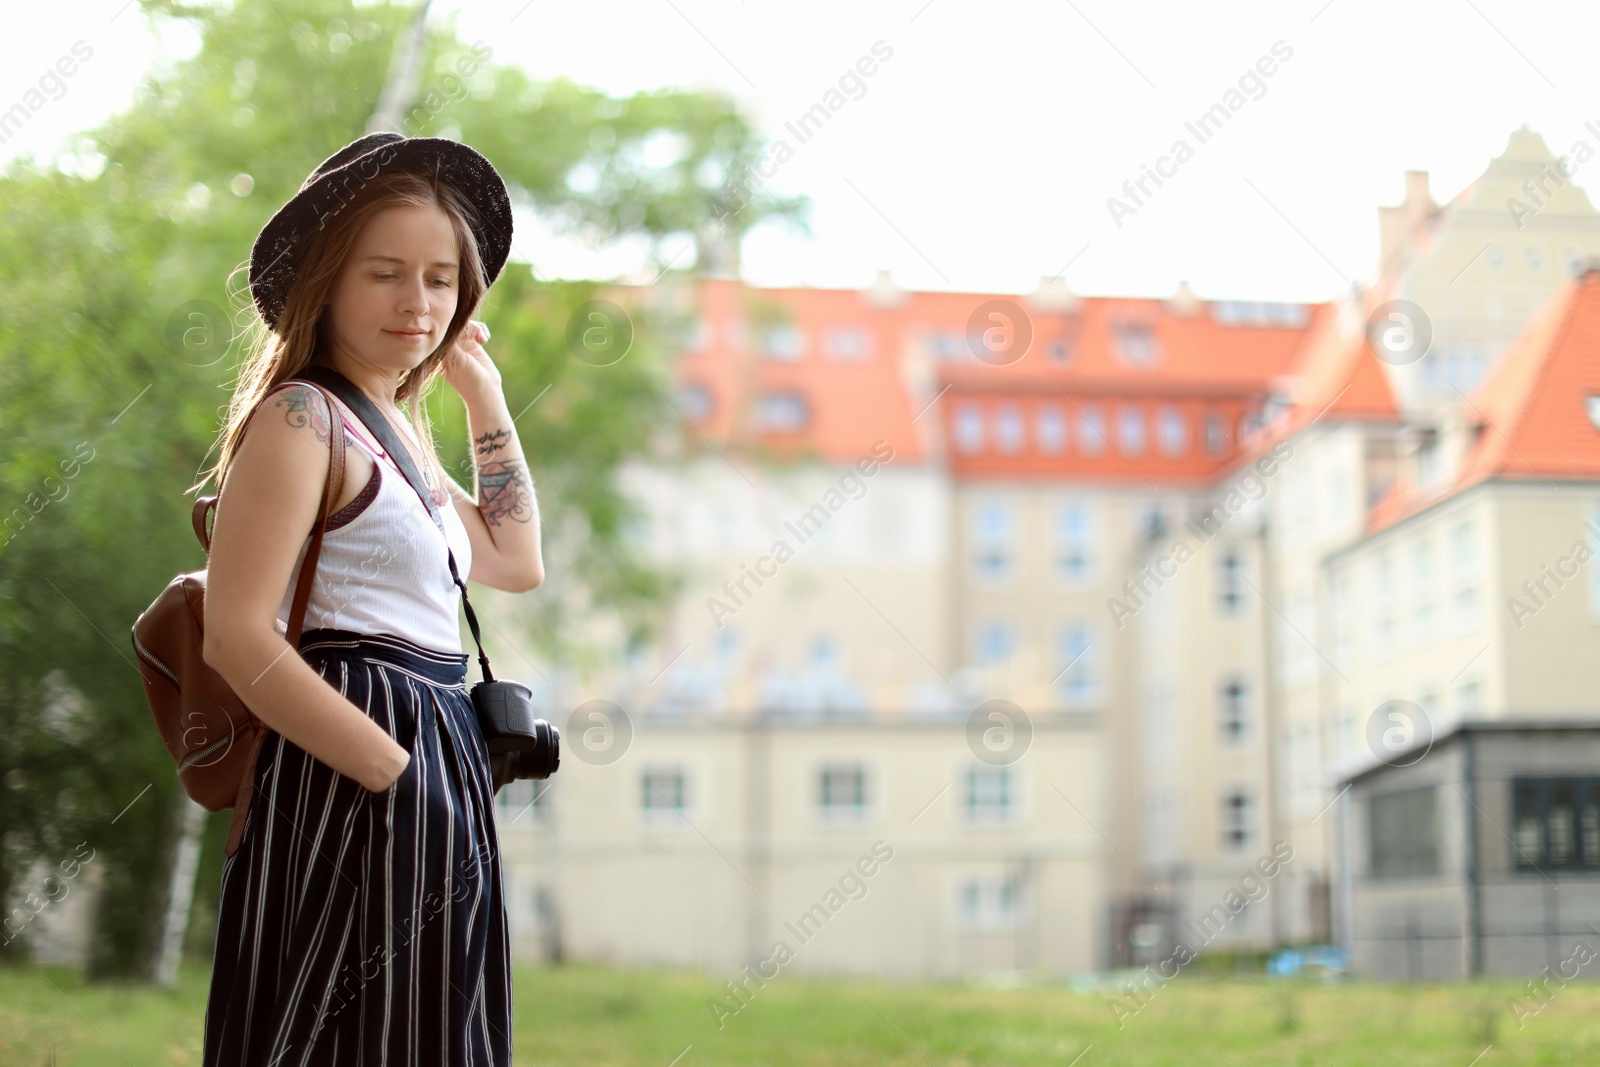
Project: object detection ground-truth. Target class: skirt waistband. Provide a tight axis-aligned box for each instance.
[297,627,469,688]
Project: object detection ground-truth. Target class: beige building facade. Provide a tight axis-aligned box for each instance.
[482,127,1600,982]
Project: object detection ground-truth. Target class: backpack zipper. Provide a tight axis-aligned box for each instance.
[131,627,180,689]
[178,734,233,773]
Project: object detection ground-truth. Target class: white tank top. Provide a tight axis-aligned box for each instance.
[273,409,473,655]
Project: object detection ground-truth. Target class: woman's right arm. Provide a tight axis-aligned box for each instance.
[201,383,410,793]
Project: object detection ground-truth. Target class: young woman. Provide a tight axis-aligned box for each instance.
[196,133,541,1066]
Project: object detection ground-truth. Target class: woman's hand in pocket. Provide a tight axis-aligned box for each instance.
[364,735,412,792]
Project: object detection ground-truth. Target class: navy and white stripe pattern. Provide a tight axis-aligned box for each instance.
[203,628,512,1066]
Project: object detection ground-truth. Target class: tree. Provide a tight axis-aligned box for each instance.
[0,0,807,980]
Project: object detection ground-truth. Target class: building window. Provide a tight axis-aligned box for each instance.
[1369,786,1441,878]
[976,620,1014,665]
[1512,777,1600,872]
[495,779,548,828]
[1054,622,1095,703]
[1222,789,1252,850]
[972,500,1014,581]
[1118,406,1146,454]
[955,873,1025,929]
[1219,676,1249,743]
[1078,404,1106,455]
[752,391,808,432]
[1451,519,1479,631]
[1037,406,1066,454]
[823,326,872,359]
[1158,407,1187,455]
[954,403,983,454]
[678,382,712,422]
[1371,551,1394,648]
[1055,502,1093,582]
[1330,566,1355,665]
[810,634,838,674]
[818,763,868,818]
[641,767,688,817]
[1591,505,1600,613]
[1526,246,1545,273]
[1204,412,1227,455]
[1113,323,1159,365]
[1411,536,1434,639]
[760,324,806,360]
[964,765,1014,822]
[1138,501,1164,539]
[1218,550,1244,614]
[1047,333,1075,364]
[995,405,1024,453]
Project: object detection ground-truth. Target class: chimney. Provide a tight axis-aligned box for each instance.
[1405,170,1430,207]
[1026,274,1081,314]
[1165,279,1201,317]
[1378,170,1437,274]
[865,268,906,309]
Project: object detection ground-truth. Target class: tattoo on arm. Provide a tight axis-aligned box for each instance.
[474,428,511,458]
[477,458,535,526]
[271,386,332,444]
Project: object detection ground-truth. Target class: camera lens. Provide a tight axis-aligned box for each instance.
[507,720,559,780]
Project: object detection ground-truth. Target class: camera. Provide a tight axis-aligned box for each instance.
[471,679,560,791]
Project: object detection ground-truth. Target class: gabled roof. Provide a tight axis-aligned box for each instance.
[1279,294,1400,430]
[1456,269,1600,485]
[1362,268,1600,537]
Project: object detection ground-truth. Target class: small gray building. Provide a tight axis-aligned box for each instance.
[1337,721,1600,981]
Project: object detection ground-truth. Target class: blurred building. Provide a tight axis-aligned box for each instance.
[1340,723,1600,981]
[1140,125,1600,975]
[495,229,1325,979]
[487,125,1600,982]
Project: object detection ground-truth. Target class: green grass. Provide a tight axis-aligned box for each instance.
[0,961,1592,1065]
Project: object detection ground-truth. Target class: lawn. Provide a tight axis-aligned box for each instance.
[0,961,1593,1066]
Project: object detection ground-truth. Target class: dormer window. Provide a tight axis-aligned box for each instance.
[1112,323,1159,366]
[1047,332,1077,364]
[1416,426,1440,487]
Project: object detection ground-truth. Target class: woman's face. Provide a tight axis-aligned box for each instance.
[323,201,460,375]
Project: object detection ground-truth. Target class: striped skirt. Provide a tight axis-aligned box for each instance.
[203,628,513,1067]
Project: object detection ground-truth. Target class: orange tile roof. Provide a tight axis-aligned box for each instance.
[616,278,1328,479]
[1363,269,1600,537]
[1275,293,1400,433]
[1457,270,1600,485]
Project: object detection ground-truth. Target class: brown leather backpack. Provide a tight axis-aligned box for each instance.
[130,379,347,856]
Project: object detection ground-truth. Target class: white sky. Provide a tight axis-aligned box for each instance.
[8,0,1600,303]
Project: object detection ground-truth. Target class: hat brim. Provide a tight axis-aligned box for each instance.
[249,136,513,332]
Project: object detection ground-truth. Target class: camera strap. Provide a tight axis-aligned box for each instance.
[296,363,497,684]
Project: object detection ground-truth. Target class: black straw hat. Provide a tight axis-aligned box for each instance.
[249,132,514,332]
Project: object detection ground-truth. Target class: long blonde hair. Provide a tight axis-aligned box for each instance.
[199,169,489,497]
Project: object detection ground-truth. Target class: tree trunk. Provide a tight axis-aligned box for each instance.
[367,0,434,136]
[143,789,206,987]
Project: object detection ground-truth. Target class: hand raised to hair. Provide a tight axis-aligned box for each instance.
[441,320,503,406]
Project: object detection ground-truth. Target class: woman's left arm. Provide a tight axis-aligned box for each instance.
[443,322,544,594]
